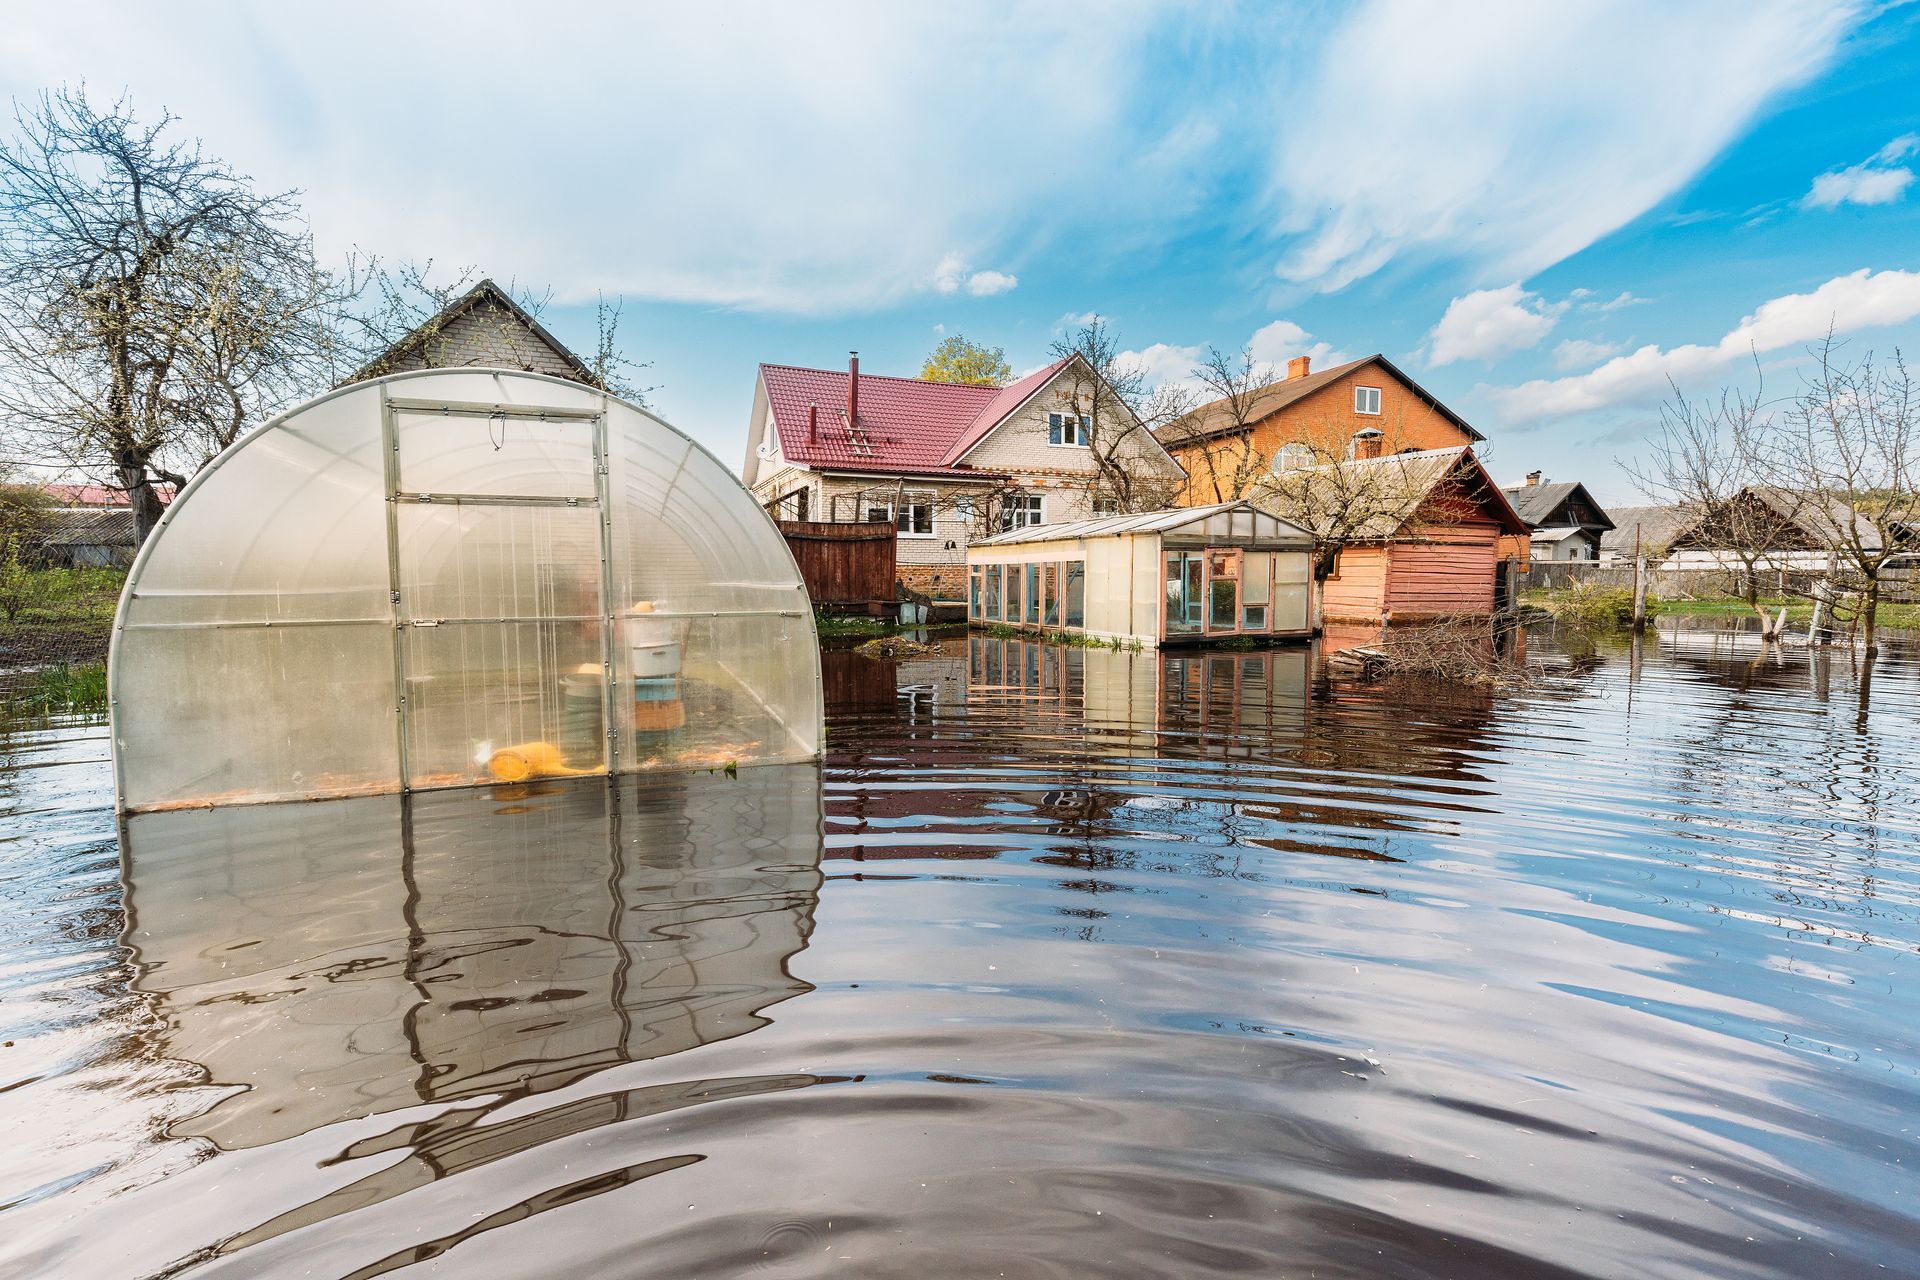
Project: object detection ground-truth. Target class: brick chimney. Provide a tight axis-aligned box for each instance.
[1352,428,1384,461]
[847,352,860,426]
[1287,355,1312,380]
[1525,470,1542,487]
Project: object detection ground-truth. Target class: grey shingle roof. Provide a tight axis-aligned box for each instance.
[1499,480,1615,531]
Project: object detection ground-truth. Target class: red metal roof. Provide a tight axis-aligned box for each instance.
[938,359,1072,464]
[760,359,1070,478]
[41,482,175,508]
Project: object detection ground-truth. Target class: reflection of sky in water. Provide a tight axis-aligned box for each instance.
[4,629,1920,1277]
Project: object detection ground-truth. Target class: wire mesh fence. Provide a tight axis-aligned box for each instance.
[0,566,121,719]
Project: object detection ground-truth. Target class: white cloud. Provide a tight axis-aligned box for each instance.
[1803,134,1920,209]
[1592,291,1648,312]
[1428,284,1564,366]
[1114,341,1206,389]
[1247,319,1339,371]
[1552,337,1625,370]
[932,252,968,295]
[933,253,1018,298]
[1118,318,1344,397]
[1270,0,1857,292]
[965,269,1018,297]
[0,4,1140,314]
[1493,267,1920,421]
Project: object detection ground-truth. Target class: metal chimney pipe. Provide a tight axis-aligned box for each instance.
[808,400,818,442]
[848,352,860,427]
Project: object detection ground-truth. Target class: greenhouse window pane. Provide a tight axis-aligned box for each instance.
[114,622,399,810]
[397,410,598,498]
[398,503,606,622]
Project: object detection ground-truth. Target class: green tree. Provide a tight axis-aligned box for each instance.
[920,334,1012,386]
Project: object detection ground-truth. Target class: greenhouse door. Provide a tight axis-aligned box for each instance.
[1205,548,1241,634]
[384,396,617,791]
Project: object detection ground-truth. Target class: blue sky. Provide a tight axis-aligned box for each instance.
[8,1,1920,503]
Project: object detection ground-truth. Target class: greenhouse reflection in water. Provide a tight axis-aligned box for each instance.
[122,767,824,1151]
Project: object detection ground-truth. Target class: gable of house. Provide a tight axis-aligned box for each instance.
[1501,480,1615,531]
[343,279,598,388]
[952,360,1185,485]
[753,355,1181,490]
[1162,354,1484,505]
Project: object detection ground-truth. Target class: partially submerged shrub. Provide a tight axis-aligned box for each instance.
[1553,584,1659,630]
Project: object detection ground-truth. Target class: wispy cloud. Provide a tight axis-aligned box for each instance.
[1428,284,1564,366]
[0,4,1145,314]
[1491,267,1920,422]
[1552,337,1626,370]
[1803,134,1920,209]
[1269,0,1858,292]
[1116,318,1343,394]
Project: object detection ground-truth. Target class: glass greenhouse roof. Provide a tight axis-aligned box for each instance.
[110,369,821,813]
[970,501,1312,548]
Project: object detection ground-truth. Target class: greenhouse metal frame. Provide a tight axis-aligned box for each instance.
[110,369,822,813]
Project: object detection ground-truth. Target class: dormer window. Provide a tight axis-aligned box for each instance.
[1354,386,1382,416]
[1047,412,1090,446]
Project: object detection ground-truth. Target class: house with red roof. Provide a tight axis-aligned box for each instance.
[744,354,1184,599]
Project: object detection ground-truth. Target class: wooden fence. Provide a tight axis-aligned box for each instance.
[776,520,897,611]
[1522,559,1920,602]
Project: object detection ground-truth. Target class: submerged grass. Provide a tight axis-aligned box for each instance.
[2,661,109,719]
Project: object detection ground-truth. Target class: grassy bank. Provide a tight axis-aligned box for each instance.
[1523,587,1920,630]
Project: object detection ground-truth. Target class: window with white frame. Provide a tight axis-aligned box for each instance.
[954,494,975,522]
[862,497,893,524]
[1000,493,1045,531]
[1271,442,1316,473]
[1353,385,1382,416]
[1046,411,1090,446]
[895,490,934,536]
[1091,493,1121,515]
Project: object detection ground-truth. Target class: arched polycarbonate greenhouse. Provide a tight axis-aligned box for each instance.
[110,369,822,813]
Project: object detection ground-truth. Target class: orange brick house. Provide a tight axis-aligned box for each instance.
[1158,354,1485,507]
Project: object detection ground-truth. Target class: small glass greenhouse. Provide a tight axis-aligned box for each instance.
[111,369,821,813]
[966,501,1315,648]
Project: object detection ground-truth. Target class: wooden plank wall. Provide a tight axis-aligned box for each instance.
[776,520,897,607]
[1321,546,1389,622]
[1385,522,1499,617]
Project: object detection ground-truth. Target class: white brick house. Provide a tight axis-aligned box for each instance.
[744,354,1184,599]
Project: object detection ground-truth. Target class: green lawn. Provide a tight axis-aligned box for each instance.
[1523,588,1920,630]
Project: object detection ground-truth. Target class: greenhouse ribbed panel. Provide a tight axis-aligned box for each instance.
[111,369,822,813]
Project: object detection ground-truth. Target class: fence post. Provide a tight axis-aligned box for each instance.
[1630,523,1647,632]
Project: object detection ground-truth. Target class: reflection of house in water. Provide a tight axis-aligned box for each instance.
[121,766,823,1152]
[827,636,1504,871]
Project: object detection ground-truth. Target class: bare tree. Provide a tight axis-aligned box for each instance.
[1764,338,1920,657]
[1624,369,1811,638]
[1157,344,1279,503]
[1250,429,1444,582]
[1047,316,1185,513]
[0,89,355,539]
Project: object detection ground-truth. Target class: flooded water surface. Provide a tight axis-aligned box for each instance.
[3,628,1918,1278]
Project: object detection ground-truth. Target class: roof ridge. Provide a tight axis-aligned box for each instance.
[758,360,1008,391]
